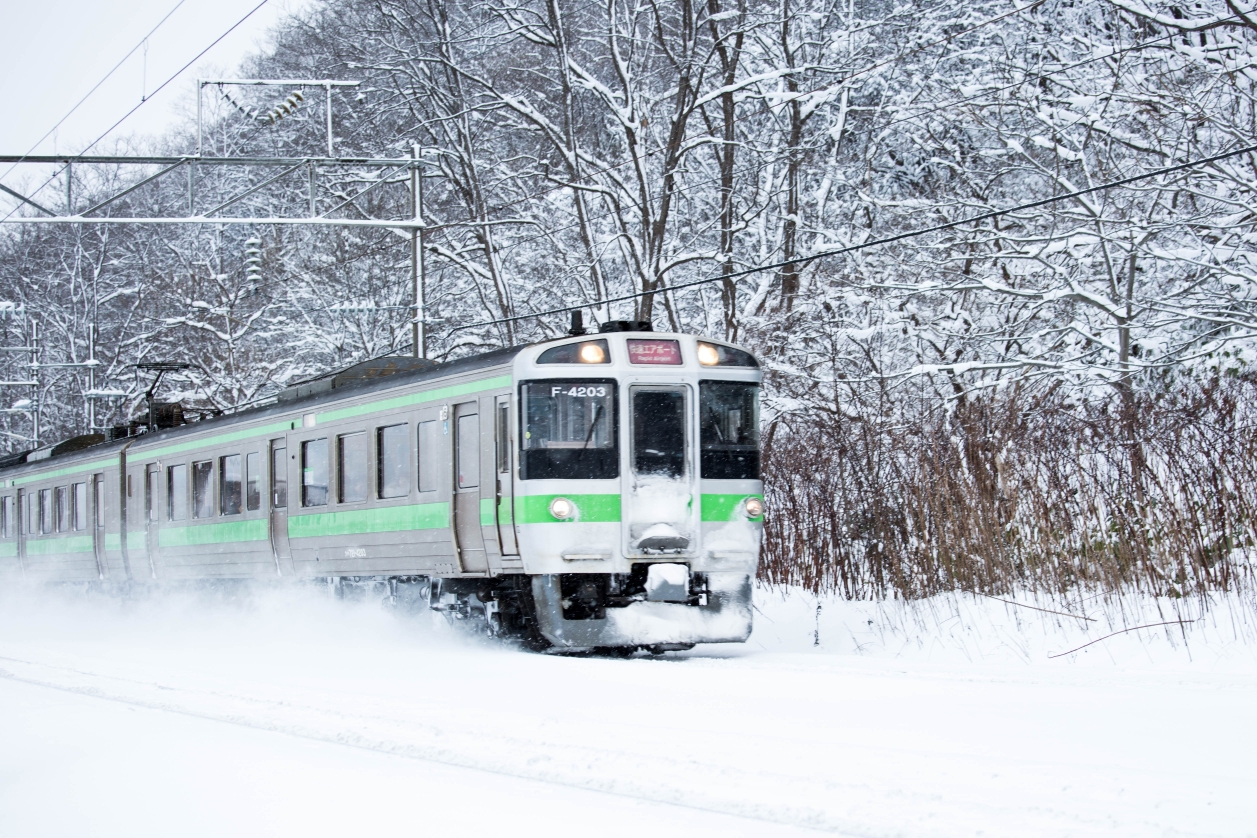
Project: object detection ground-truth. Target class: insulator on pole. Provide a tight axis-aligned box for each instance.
[244,237,264,291]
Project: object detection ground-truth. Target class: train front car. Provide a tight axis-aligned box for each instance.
[512,326,763,651]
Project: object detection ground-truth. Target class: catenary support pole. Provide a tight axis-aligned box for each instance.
[325,85,334,158]
[87,324,96,432]
[30,321,40,448]
[196,79,203,157]
[411,145,426,359]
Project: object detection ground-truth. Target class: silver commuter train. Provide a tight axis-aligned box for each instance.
[0,323,763,652]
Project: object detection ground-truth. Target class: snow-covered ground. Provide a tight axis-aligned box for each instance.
[1,581,1254,837]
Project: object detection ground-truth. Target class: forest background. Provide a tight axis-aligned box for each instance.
[1,0,1255,604]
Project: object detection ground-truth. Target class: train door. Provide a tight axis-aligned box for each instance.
[494,395,519,556]
[14,489,26,575]
[91,474,106,579]
[452,401,487,572]
[144,464,160,577]
[268,439,293,574]
[622,384,699,557]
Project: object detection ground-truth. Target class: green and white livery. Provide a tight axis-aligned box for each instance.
[0,324,763,652]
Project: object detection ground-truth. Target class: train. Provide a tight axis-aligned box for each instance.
[0,321,764,652]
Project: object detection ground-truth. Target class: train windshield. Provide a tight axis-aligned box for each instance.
[631,386,688,478]
[520,380,618,480]
[699,381,760,479]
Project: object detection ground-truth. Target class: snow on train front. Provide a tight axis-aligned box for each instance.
[511,324,763,651]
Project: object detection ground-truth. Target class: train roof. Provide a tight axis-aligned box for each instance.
[0,322,760,482]
[0,343,527,482]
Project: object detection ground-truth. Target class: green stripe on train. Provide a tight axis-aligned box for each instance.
[159,518,269,548]
[0,541,16,558]
[105,533,122,551]
[10,456,119,486]
[700,493,763,522]
[25,536,94,555]
[11,376,512,484]
[515,494,621,524]
[316,375,513,424]
[480,498,496,526]
[288,502,448,539]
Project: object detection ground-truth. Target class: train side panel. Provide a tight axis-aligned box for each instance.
[1,451,123,584]
[283,368,515,578]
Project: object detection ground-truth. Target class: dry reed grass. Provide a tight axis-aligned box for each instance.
[759,376,1257,603]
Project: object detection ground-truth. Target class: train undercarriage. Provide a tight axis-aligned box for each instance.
[362,566,754,654]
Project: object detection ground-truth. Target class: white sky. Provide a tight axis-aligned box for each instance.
[0,0,309,200]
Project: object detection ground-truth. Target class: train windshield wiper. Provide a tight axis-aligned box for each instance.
[579,404,605,451]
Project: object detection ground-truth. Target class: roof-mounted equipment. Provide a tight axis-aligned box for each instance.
[598,320,652,333]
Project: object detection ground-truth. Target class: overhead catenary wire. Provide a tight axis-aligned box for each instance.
[467,0,1052,222]
[169,0,1045,219]
[0,0,190,185]
[350,10,1247,281]
[0,0,273,224]
[446,141,1257,335]
[476,8,1248,261]
[6,2,1194,236]
[7,1,1248,350]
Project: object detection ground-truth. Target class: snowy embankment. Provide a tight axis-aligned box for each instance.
[753,584,1257,671]
[1,581,1254,837]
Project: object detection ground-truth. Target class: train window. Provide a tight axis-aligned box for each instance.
[55,486,70,532]
[0,496,12,538]
[272,446,288,508]
[699,381,760,480]
[192,460,214,518]
[94,476,105,528]
[456,414,479,489]
[168,464,187,521]
[520,380,618,480]
[377,424,409,499]
[246,452,261,511]
[27,492,36,535]
[496,403,509,473]
[220,454,243,516]
[631,387,688,478]
[302,439,328,507]
[417,421,438,492]
[73,483,87,531]
[338,432,368,503]
[39,488,53,534]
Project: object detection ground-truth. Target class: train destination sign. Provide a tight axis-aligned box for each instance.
[627,339,682,365]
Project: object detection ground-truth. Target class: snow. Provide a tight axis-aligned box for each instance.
[626,476,694,546]
[644,561,689,599]
[1,582,1255,837]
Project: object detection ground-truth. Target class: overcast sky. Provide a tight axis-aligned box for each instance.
[0,0,308,206]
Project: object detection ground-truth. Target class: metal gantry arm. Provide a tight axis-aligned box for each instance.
[0,182,55,216]
[0,154,422,228]
[0,141,434,417]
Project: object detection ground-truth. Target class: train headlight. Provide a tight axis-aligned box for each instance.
[744,497,764,519]
[696,342,720,366]
[549,497,575,520]
[579,342,606,363]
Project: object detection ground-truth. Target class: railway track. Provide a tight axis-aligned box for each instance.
[5,642,1234,837]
